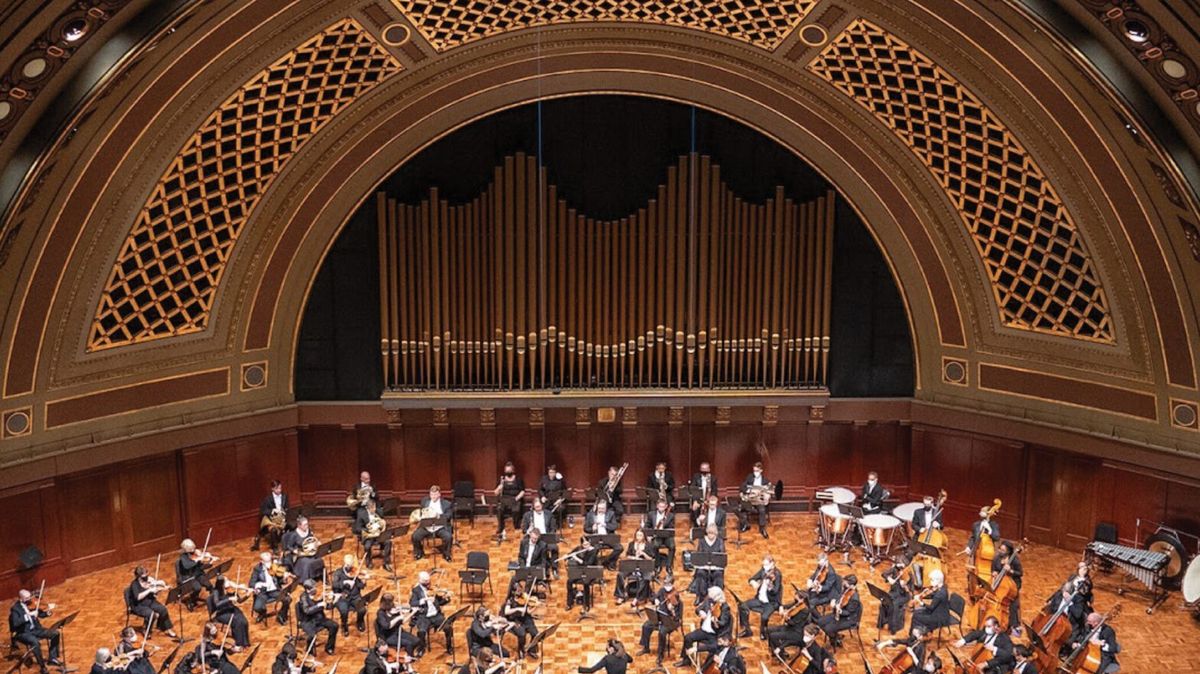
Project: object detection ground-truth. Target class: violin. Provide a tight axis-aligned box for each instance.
[269,561,295,584]
[908,586,934,609]
[833,585,854,619]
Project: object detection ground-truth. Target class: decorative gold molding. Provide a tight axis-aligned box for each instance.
[622,407,638,426]
[240,361,268,391]
[575,407,591,426]
[432,408,449,426]
[715,406,732,425]
[809,19,1114,343]
[480,407,495,426]
[2,407,32,439]
[941,356,968,386]
[668,406,685,426]
[529,407,545,427]
[762,404,779,426]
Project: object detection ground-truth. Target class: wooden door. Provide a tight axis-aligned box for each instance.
[1023,448,1098,551]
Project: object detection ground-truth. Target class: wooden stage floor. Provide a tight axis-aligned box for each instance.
[7,513,1197,674]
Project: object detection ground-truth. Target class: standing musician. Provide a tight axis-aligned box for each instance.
[515,528,550,573]
[875,624,932,674]
[205,577,250,651]
[520,499,558,576]
[963,507,1000,561]
[909,569,950,634]
[410,571,454,654]
[645,498,677,570]
[992,541,1023,633]
[738,555,783,640]
[356,500,394,571]
[953,616,1014,672]
[467,607,511,657]
[500,578,540,658]
[494,461,526,540]
[861,471,886,514]
[375,592,420,656]
[1067,562,1094,613]
[738,462,771,538]
[615,529,655,607]
[677,587,732,668]
[297,580,339,656]
[583,501,622,569]
[637,575,682,665]
[283,517,324,583]
[411,485,453,562]
[250,552,291,626]
[128,566,178,638]
[1013,645,1039,674]
[114,626,155,674]
[538,465,568,530]
[10,589,61,673]
[877,557,913,635]
[816,575,862,647]
[175,539,215,609]
[1068,612,1120,674]
[597,465,627,520]
[348,471,377,534]
[807,552,842,608]
[694,494,727,538]
[911,495,942,539]
[564,536,601,612]
[689,524,726,599]
[648,462,676,504]
[688,463,718,526]
[578,639,633,674]
[254,479,289,552]
[332,554,368,636]
[177,621,237,674]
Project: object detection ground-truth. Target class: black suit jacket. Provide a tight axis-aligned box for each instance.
[647,471,675,499]
[860,482,885,510]
[698,507,727,532]
[516,538,548,567]
[175,552,206,583]
[740,473,769,492]
[1014,662,1039,674]
[702,648,745,674]
[361,651,389,674]
[259,493,289,518]
[646,509,675,532]
[912,507,943,533]
[689,473,718,498]
[748,568,783,605]
[992,553,1024,588]
[967,519,1000,553]
[577,652,633,674]
[9,602,46,635]
[836,591,863,625]
[538,475,566,501]
[916,586,950,626]
[584,510,618,534]
[961,630,1014,667]
[520,509,557,534]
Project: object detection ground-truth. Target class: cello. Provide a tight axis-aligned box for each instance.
[1064,604,1121,674]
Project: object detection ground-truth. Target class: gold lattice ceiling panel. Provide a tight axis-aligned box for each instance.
[808,19,1114,343]
[88,19,402,351]
[391,0,816,52]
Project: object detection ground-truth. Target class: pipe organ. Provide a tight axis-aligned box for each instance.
[377,152,835,392]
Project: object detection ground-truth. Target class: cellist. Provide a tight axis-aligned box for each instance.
[953,616,1014,673]
[1013,645,1039,674]
[875,624,931,674]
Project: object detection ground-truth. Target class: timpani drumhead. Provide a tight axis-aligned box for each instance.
[891,502,922,523]
[827,486,856,504]
[1146,530,1189,587]
[861,514,901,530]
[1183,554,1200,603]
[820,503,849,520]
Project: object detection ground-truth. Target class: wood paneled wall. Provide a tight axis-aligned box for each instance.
[2,404,1197,597]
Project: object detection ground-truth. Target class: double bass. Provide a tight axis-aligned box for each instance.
[1063,604,1121,674]
[967,499,1001,597]
[1029,586,1080,671]
[963,539,1026,632]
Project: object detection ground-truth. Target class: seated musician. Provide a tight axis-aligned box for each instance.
[773,623,828,673]
[738,461,771,538]
[694,494,727,538]
[283,517,325,583]
[501,578,540,658]
[175,539,213,609]
[700,633,746,674]
[954,616,1014,672]
[467,606,509,657]
[411,570,453,653]
[1044,582,1087,654]
[648,461,676,503]
[1068,612,1120,674]
[349,471,377,535]
[638,575,682,665]
[583,501,622,569]
[91,648,114,674]
[459,646,498,674]
[992,540,1023,634]
[738,555,783,639]
[596,465,626,520]
[677,587,732,668]
[807,552,842,608]
[538,464,568,530]
[875,624,931,674]
[911,495,942,539]
[494,461,526,540]
[1067,562,1094,613]
[253,479,289,552]
[689,524,726,599]
[645,498,676,570]
[909,569,950,634]
[516,528,550,573]
[411,485,454,562]
[332,554,368,636]
[578,639,633,674]
[356,500,394,571]
[817,575,862,648]
[520,500,558,576]
[375,592,420,657]
[877,557,912,635]
[1013,645,1039,674]
[205,577,250,651]
[565,536,601,612]
[271,642,317,674]
[688,463,718,525]
[177,622,237,674]
[128,566,178,638]
[615,529,655,607]
[10,589,61,674]
[114,626,154,674]
[962,506,1000,560]
[298,580,339,655]
[861,471,886,514]
[249,552,291,626]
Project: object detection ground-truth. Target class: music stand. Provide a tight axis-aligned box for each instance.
[524,622,559,664]
[47,611,79,673]
[378,525,409,578]
[637,487,660,512]
[618,559,656,611]
[836,503,865,561]
[155,644,182,674]
[908,540,942,573]
[317,536,346,560]
[237,644,261,673]
[418,516,450,572]
[865,582,893,640]
[437,605,472,668]
[355,586,383,616]
[726,496,747,549]
[690,552,728,593]
[206,559,234,582]
[567,566,604,620]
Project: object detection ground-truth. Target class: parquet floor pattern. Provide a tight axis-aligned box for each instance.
[7,514,1199,673]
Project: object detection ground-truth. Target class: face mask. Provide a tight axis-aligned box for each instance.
[984,626,995,636]
[764,561,773,569]
[803,635,813,644]
[924,665,936,673]
[505,470,514,476]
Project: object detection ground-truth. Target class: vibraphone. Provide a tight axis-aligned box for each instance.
[1085,541,1171,613]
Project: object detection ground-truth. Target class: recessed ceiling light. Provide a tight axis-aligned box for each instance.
[21,58,46,79]
[1161,59,1186,79]
[63,19,88,42]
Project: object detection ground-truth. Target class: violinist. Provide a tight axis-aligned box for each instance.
[357,500,394,571]
[362,640,393,674]
[538,464,568,530]
[877,557,912,634]
[501,578,540,658]
[689,524,726,600]
[615,529,654,606]
[861,472,886,513]
[467,607,510,657]
[205,577,250,651]
[175,539,213,609]
[1013,645,1039,674]
[179,621,238,674]
[253,479,289,552]
[875,623,931,674]
[494,461,526,540]
[516,528,550,574]
[806,552,842,608]
[410,571,454,654]
[375,593,420,657]
[583,501,621,569]
[564,536,600,612]
[411,485,453,563]
[637,575,681,665]
[648,461,676,503]
[283,517,325,583]
[597,465,626,520]
[954,616,1014,672]
[738,555,782,639]
[114,626,155,674]
[766,591,813,655]
[645,498,677,570]
[297,580,338,656]
[992,541,1024,634]
[689,463,717,526]
[911,496,942,538]
[520,499,558,576]
[92,648,115,674]
[332,554,369,636]
[677,587,732,668]
[909,569,950,634]
[348,471,377,534]
[738,461,771,538]
[1068,612,1120,674]
[128,566,178,638]
[694,494,727,537]
[700,633,746,674]
[250,552,292,626]
[459,646,498,674]
[578,638,633,674]
[11,589,61,673]
[816,574,862,648]
[271,642,317,674]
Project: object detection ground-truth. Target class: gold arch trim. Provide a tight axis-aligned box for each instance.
[808,19,1114,343]
[87,19,402,352]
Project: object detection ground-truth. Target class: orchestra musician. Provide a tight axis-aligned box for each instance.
[774,624,829,674]
[861,471,886,513]
[1067,562,1094,613]
[349,471,377,535]
[637,575,681,665]
[114,626,155,674]
[205,577,250,651]
[361,640,391,674]
[520,499,558,577]
[175,539,214,609]
[538,464,568,530]
[911,495,942,538]
[877,557,912,635]
[909,569,951,635]
[738,462,771,538]
[992,540,1024,634]
[494,461,526,540]
[128,566,178,638]
[816,575,862,647]
[688,463,717,526]
[356,500,394,571]
[283,517,324,583]
[249,552,292,626]
[615,529,655,606]
[1044,582,1088,650]
[875,624,932,674]
[1013,645,1039,674]
[645,498,676,570]
[648,462,676,503]
[411,485,453,562]
[10,589,61,674]
[689,524,726,599]
[91,648,114,674]
[297,579,339,656]
[253,479,289,552]
[375,592,420,656]
[565,536,601,612]
[694,494,727,538]
[578,639,633,674]
[738,555,783,639]
[583,501,622,569]
[953,616,1015,672]
[500,578,540,658]
[1068,612,1121,674]
[677,587,732,668]
[458,646,498,674]
[703,633,746,674]
[597,465,626,520]
[516,528,550,573]
[332,554,369,636]
[807,552,842,607]
[410,570,454,654]
[963,506,1000,560]
[271,642,317,674]
[467,606,510,657]
[177,621,237,674]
